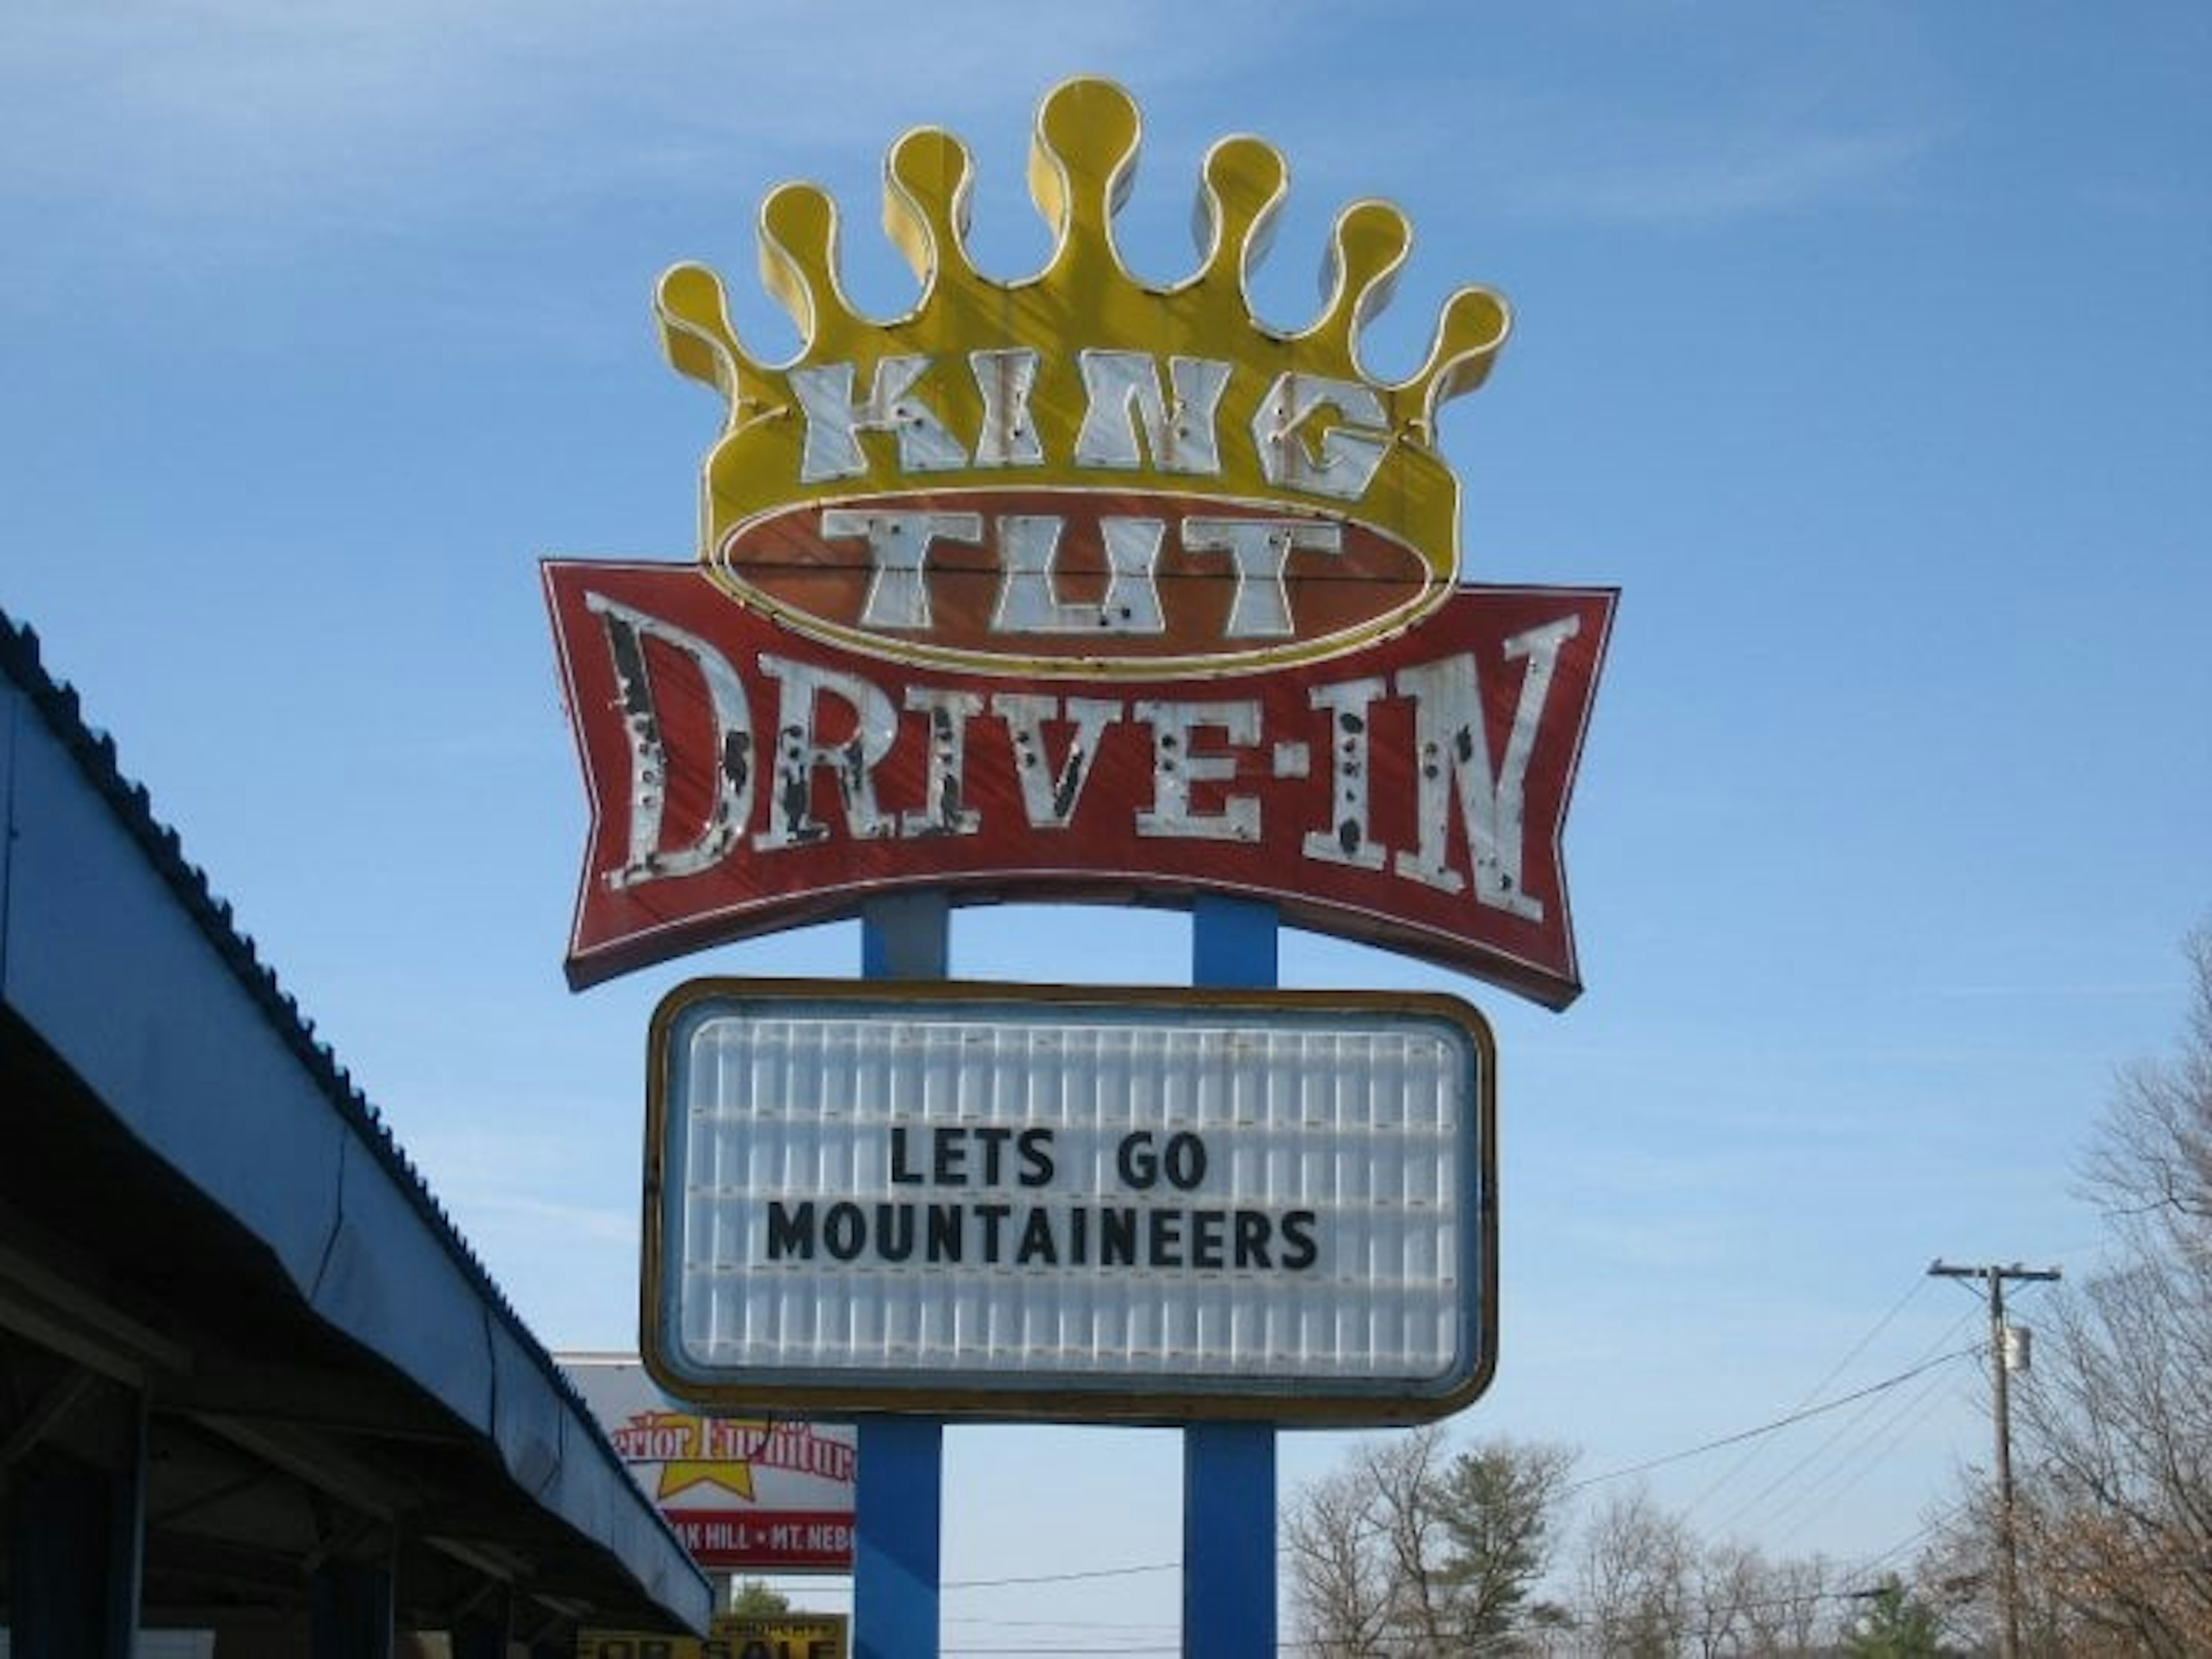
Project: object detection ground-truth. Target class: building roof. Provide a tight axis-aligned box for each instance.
[0,611,711,1640]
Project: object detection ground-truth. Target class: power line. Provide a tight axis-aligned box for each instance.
[941,1343,1976,1596]
[1747,1355,1967,1551]
[1844,1491,1978,1588]
[1682,1272,1933,1523]
[945,1559,1177,1589]
[1711,1302,1982,1546]
[1564,1345,1978,1495]
[776,1334,1994,1645]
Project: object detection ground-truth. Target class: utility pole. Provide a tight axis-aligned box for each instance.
[1930,1259,2062,1659]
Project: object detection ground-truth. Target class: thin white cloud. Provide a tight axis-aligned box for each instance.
[1556,1210,1742,1271]
[453,1190,637,1247]
[1517,128,1937,225]
[0,1,1240,221]
[1926,979,2181,1001]
[1297,85,1941,231]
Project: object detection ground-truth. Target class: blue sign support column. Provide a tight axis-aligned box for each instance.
[855,895,950,1659]
[854,1415,944,1659]
[1185,895,1281,1658]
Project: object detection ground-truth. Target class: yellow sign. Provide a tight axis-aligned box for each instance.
[577,1613,847,1659]
[547,76,1613,1010]
[656,75,1509,679]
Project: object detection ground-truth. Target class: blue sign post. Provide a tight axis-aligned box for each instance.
[849,893,1284,1658]
[1184,895,1281,1658]
[852,1415,943,1659]
[855,895,950,1659]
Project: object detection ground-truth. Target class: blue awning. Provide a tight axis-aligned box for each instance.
[0,611,711,1640]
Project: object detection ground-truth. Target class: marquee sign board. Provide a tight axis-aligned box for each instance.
[641,979,1496,1425]
[546,76,1614,1012]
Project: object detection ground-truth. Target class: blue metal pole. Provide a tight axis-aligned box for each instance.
[1184,1421,1278,1657]
[854,895,950,1659]
[1185,895,1279,1658]
[1191,892,1278,992]
[862,891,950,981]
[854,1416,944,1659]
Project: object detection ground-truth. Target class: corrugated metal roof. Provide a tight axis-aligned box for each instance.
[0,608,711,1635]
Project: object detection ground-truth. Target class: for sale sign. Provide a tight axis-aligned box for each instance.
[576,1614,847,1659]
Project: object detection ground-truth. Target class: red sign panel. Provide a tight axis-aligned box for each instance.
[662,1510,853,1574]
[545,562,1612,1008]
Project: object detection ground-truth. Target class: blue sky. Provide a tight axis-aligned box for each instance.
[5,1,2207,1646]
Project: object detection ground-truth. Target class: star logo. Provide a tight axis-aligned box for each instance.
[614,1410,763,1503]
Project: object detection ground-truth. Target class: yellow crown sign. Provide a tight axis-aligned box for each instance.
[656,77,1510,677]
[545,77,1613,1010]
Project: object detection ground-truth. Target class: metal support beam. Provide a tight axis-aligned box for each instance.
[449,1609,510,1659]
[0,1366,99,1471]
[308,1551,396,1659]
[861,891,950,980]
[853,897,950,1659]
[1184,896,1279,1659]
[2,1389,146,1659]
[853,1415,945,1659]
[0,1230,192,1386]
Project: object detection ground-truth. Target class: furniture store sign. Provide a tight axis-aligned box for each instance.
[545,76,1613,1012]
[642,980,1495,1424]
[563,1355,856,1571]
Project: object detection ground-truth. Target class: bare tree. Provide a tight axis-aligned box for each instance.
[1690,1539,1764,1657]
[1286,1459,1398,1657]
[1994,923,2212,1654]
[2085,926,2212,1238]
[1286,1426,1579,1655]
[1574,1486,1694,1657]
[1292,1434,1858,1656]
[1757,1551,1842,1655]
[1371,1422,1459,1645]
[1683,1540,1841,1657]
